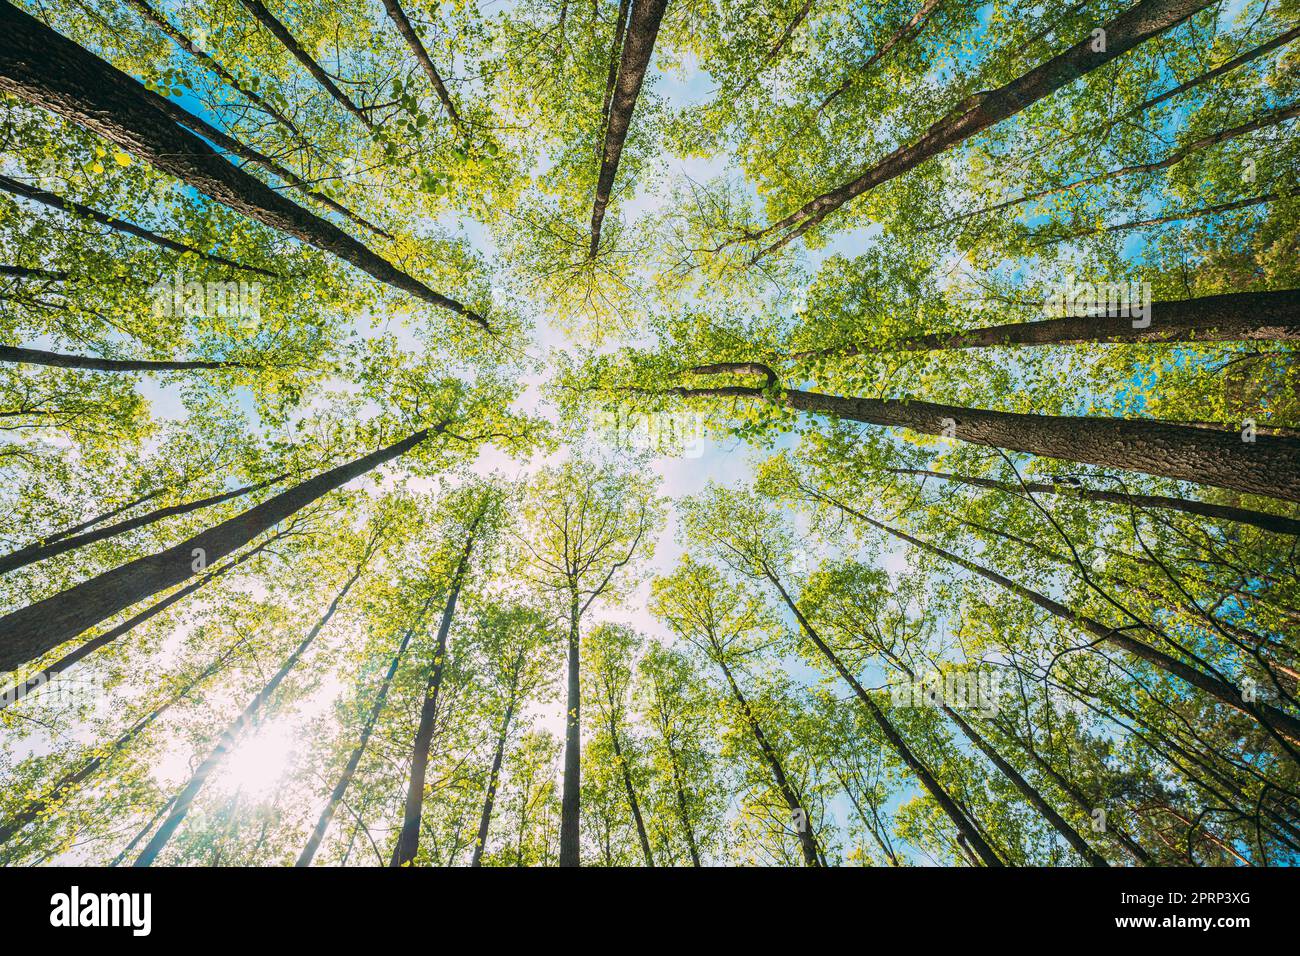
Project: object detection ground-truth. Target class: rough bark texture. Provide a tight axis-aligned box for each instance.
[589,0,669,256]
[558,593,583,866]
[0,4,486,326]
[0,427,432,672]
[891,467,1300,537]
[134,561,366,865]
[755,0,1214,254]
[0,174,277,278]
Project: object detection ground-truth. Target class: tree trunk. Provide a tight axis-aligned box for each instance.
[816,0,943,110]
[0,427,434,673]
[0,474,284,575]
[753,0,1214,254]
[0,4,486,327]
[608,713,654,865]
[714,655,822,866]
[787,289,1300,359]
[0,264,67,281]
[471,699,515,867]
[236,0,374,129]
[589,0,668,256]
[891,466,1300,537]
[763,568,1005,866]
[558,592,583,866]
[0,533,280,710]
[0,344,231,374]
[675,372,1300,502]
[1033,193,1279,245]
[0,174,277,278]
[389,511,484,866]
[134,558,367,865]
[22,488,163,550]
[380,0,464,131]
[298,599,428,866]
[807,486,1300,745]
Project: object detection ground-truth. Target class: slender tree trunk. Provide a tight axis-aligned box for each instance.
[0,344,231,374]
[786,289,1300,360]
[134,558,368,865]
[380,0,464,130]
[0,174,277,278]
[752,0,1214,254]
[674,372,1300,502]
[714,655,822,866]
[891,466,1300,537]
[0,474,284,575]
[297,599,429,866]
[762,568,1005,866]
[1033,193,1280,244]
[816,0,943,110]
[597,0,631,143]
[558,592,583,866]
[390,512,484,866]
[733,0,814,96]
[0,533,280,710]
[0,264,67,281]
[807,486,1300,745]
[589,0,668,256]
[0,4,486,327]
[471,699,515,867]
[0,427,435,672]
[122,0,303,138]
[23,489,163,550]
[236,0,374,128]
[607,713,654,865]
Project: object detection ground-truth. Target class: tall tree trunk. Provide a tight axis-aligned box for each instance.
[891,466,1300,537]
[589,0,668,256]
[674,371,1300,502]
[0,426,435,672]
[0,533,280,710]
[236,0,375,129]
[558,592,583,866]
[816,0,943,110]
[752,0,1214,255]
[0,264,67,281]
[805,485,1300,745]
[0,474,284,575]
[0,174,277,278]
[0,4,486,327]
[714,655,823,866]
[471,698,516,867]
[298,600,429,866]
[0,344,232,374]
[22,488,163,551]
[607,713,654,865]
[390,511,484,866]
[134,557,369,865]
[122,0,303,138]
[380,0,464,131]
[786,289,1300,360]
[1033,193,1281,244]
[762,568,1005,866]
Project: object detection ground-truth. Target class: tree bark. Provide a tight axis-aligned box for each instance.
[21,488,163,551]
[0,4,486,327]
[236,0,374,129]
[298,599,428,866]
[0,344,231,374]
[891,466,1300,537]
[714,654,823,866]
[786,289,1300,359]
[589,0,668,256]
[0,474,284,575]
[134,557,368,865]
[816,0,943,111]
[0,426,434,673]
[607,710,654,865]
[0,264,67,281]
[752,0,1214,255]
[673,372,1300,502]
[0,174,277,278]
[389,511,484,866]
[471,699,515,867]
[380,0,464,131]
[558,592,583,866]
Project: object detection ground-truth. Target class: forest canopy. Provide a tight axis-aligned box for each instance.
[0,0,1297,867]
